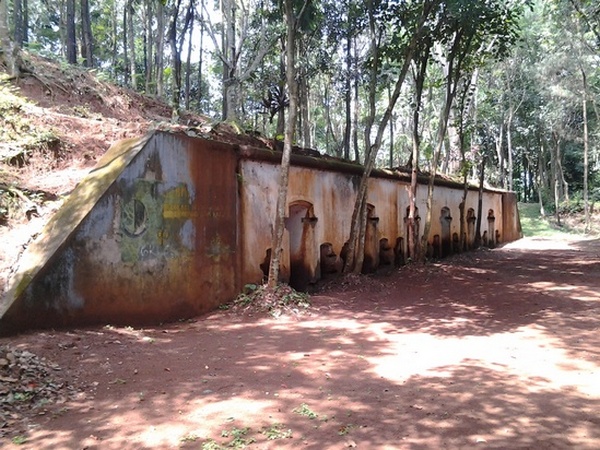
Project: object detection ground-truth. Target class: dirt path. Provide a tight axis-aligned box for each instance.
[1,236,600,449]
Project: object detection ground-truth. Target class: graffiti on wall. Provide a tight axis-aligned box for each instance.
[119,180,196,263]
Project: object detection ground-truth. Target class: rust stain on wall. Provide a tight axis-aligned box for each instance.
[0,131,522,334]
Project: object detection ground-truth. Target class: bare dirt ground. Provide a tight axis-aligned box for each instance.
[1,235,599,449]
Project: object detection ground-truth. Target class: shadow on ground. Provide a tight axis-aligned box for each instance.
[2,237,599,449]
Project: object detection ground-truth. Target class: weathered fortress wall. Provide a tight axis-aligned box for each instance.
[0,131,522,334]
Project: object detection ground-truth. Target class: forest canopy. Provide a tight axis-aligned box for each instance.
[0,0,599,229]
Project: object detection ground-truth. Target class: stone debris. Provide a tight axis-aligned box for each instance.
[0,345,75,437]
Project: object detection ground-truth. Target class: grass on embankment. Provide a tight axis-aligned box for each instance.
[518,202,599,238]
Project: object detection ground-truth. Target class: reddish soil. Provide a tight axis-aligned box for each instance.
[1,235,599,449]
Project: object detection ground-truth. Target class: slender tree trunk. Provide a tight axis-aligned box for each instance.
[221,0,236,121]
[14,0,24,46]
[537,139,546,216]
[551,133,562,225]
[582,67,590,233]
[184,5,194,110]
[66,0,77,64]
[352,39,360,162]
[145,0,154,95]
[388,85,394,167]
[23,0,28,44]
[342,27,352,160]
[407,51,428,261]
[197,0,205,110]
[474,157,485,248]
[168,0,183,110]
[344,3,420,274]
[0,0,21,77]
[127,0,136,89]
[156,0,165,98]
[299,72,311,148]
[80,0,94,67]
[507,111,514,191]
[13,0,28,46]
[421,53,460,259]
[123,6,129,85]
[267,0,299,289]
[495,123,505,188]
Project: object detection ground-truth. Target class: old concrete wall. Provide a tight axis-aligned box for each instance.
[239,157,512,288]
[1,130,522,333]
[1,132,241,333]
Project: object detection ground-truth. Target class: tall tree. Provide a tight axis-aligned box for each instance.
[66,0,77,64]
[343,0,440,273]
[203,0,276,123]
[420,0,524,257]
[13,0,28,47]
[267,0,305,288]
[80,0,94,67]
[0,0,21,77]
[127,0,137,89]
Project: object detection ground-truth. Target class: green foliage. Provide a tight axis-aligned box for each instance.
[293,402,319,419]
[201,426,255,449]
[262,423,293,440]
[518,202,566,237]
[11,435,27,445]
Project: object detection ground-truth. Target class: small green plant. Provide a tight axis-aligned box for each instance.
[293,403,318,420]
[12,391,34,402]
[262,423,293,440]
[202,427,255,449]
[222,427,255,448]
[12,435,27,445]
[201,439,223,450]
[179,433,199,443]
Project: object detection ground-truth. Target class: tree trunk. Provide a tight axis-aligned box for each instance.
[537,145,545,217]
[551,133,562,225]
[582,67,590,233]
[420,45,460,259]
[66,0,77,64]
[0,0,21,77]
[388,85,394,167]
[168,0,183,110]
[222,0,236,121]
[343,2,421,274]
[145,0,154,95]
[299,72,311,148]
[342,28,352,160]
[127,0,136,89]
[156,0,165,98]
[506,111,514,191]
[407,49,429,261]
[23,0,28,44]
[80,0,94,67]
[14,0,24,46]
[495,122,505,188]
[267,0,299,289]
[352,34,359,162]
[184,4,194,110]
[474,157,485,248]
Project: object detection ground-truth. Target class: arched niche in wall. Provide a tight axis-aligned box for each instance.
[467,208,476,250]
[320,242,341,279]
[379,238,394,266]
[362,204,379,274]
[285,201,318,291]
[440,206,452,258]
[487,209,496,248]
